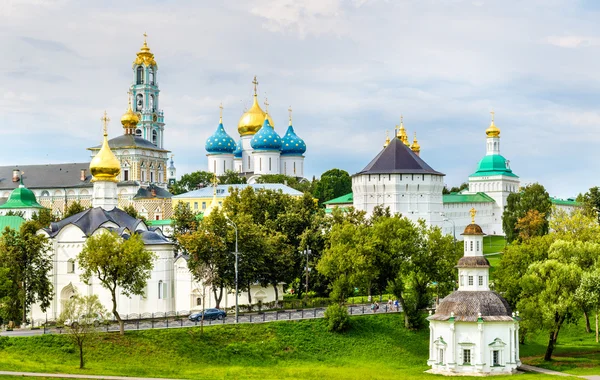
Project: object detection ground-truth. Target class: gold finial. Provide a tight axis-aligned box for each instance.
[219,102,224,123]
[384,130,390,148]
[490,109,495,123]
[264,97,269,113]
[127,90,132,108]
[470,208,477,224]
[485,110,500,137]
[252,76,258,96]
[288,106,293,125]
[101,111,110,136]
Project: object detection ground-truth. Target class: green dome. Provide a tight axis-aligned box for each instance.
[470,154,518,178]
[0,185,44,209]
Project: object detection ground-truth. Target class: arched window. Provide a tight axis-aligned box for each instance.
[152,130,158,145]
[196,297,201,306]
[149,68,155,85]
[149,94,155,111]
[158,280,163,299]
[136,94,143,111]
[67,259,75,274]
[41,190,50,197]
[135,129,142,137]
[136,66,144,84]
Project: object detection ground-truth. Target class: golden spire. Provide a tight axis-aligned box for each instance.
[121,90,139,132]
[288,106,293,126]
[264,98,269,114]
[134,32,157,66]
[470,207,477,223]
[398,115,409,146]
[485,109,500,138]
[90,111,121,182]
[252,76,258,96]
[219,102,224,124]
[384,130,391,148]
[410,131,421,154]
[238,76,274,136]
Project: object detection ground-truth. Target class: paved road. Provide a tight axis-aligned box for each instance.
[1,304,400,337]
[0,370,180,380]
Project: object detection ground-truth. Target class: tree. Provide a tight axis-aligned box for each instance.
[443,182,469,194]
[575,269,600,343]
[122,204,145,221]
[58,295,106,369]
[64,201,88,218]
[31,208,58,230]
[313,169,352,205]
[0,221,52,325]
[78,232,155,335]
[219,170,246,185]
[255,174,314,193]
[502,183,552,243]
[172,202,199,254]
[168,171,214,195]
[515,209,546,241]
[579,186,600,224]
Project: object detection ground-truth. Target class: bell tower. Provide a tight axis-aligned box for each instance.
[131,33,165,149]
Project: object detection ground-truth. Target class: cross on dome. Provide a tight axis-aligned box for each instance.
[101,111,110,136]
[470,207,477,223]
[252,76,258,96]
[288,106,293,125]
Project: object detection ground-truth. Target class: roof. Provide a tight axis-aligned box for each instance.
[88,135,169,153]
[44,207,171,245]
[325,207,350,214]
[550,197,580,207]
[354,137,444,176]
[0,163,92,190]
[0,215,26,231]
[146,219,172,226]
[173,183,303,199]
[456,256,490,268]
[462,223,485,236]
[429,291,513,322]
[443,192,496,204]
[0,185,44,209]
[323,193,353,205]
[133,184,173,200]
[470,154,518,178]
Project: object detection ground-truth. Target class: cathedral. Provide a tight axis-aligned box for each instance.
[205,77,307,183]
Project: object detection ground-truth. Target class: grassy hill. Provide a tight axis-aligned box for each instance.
[0,313,593,379]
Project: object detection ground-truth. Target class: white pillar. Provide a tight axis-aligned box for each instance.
[92,180,118,210]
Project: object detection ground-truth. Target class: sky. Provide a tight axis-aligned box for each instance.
[1,0,600,198]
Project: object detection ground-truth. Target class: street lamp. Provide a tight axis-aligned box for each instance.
[440,212,456,248]
[303,246,312,295]
[225,216,239,324]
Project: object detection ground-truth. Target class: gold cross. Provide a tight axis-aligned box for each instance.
[252,76,258,95]
[469,207,477,224]
[219,102,224,119]
[490,110,495,122]
[400,114,404,125]
[143,32,148,42]
[101,111,110,135]
[127,90,132,108]
[288,106,293,124]
[264,98,269,113]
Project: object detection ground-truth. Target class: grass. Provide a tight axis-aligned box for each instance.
[483,235,506,255]
[0,313,590,379]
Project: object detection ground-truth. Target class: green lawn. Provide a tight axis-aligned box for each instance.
[483,235,506,254]
[0,313,590,379]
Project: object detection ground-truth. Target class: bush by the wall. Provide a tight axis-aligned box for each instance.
[323,304,350,333]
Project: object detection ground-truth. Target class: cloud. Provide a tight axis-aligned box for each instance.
[545,36,600,48]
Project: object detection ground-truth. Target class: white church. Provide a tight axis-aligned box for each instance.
[31,120,280,322]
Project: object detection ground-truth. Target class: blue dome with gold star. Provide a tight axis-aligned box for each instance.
[205,120,236,154]
[233,139,243,158]
[281,124,306,156]
[250,118,281,151]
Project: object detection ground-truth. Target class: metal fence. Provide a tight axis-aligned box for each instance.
[39,303,401,334]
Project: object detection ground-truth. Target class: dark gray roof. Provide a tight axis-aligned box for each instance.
[429,291,513,322]
[133,184,172,200]
[89,135,169,153]
[0,163,92,190]
[355,137,444,176]
[456,256,491,268]
[44,207,171,245]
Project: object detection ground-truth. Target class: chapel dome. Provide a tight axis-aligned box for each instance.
[0,181,44,210]
[238,96,274,136]
[281,124,306,156]
[90,127,121,182]
[485,119,500,138]
[233,139,243,158]
[432,291,512,322]
[133,37,157,67]
[205,119,236,154]
[121,101,139,129]
[250,118,282,151]
[471,154,516,177]
[463,223,485,235]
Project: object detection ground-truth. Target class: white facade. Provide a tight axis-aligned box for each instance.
[253,151,281,176]
[92,180,119,210]
[207,154,234,176]
[280,156,304,177]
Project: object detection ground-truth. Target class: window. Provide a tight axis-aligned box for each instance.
[150,172,154,183]
[149,94,155,111]
[259,157,262,171]
[196,297,201,306]
[463,349,471,365]
[152,130,158,145]
[135,129,142,137]
[493,350,500,366]
[158,281,163,299]
[468,276,473,286]
[67,259,75,274]
[439,349,444,364]
[202,202,206,210]
[136,66,143,84]
[163,282,168,299]
[460,276,464,286]
[269,157,272,171]
[141,171,145,182]
[194,202,198,210]
[476,241,479,251]
[41,190,50,197]
[124,169,129,181]
[155,215,159,220]
[149,68,155,85]
[470,241,473,251]
[464,241,467,250]
[136,93,143,111]
[478,276,483,286]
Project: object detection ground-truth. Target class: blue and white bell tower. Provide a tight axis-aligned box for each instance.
[130,34,165,149]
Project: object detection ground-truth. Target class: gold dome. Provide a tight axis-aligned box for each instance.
[133,33,157,67]
[410,132,421,153]
[90,112,121,183]
[121,96,139,132]
[396,115,410,146]
[486,111,500,138]
[237,76,274,136]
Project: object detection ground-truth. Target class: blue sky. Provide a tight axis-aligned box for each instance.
[1,0,600,198]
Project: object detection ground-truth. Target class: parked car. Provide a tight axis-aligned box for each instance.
[189,309,227,321]
[63,312,104,328]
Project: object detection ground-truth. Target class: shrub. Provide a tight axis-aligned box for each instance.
[324,304,350,333]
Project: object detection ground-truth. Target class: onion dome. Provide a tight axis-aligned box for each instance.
[121,96,139,135]
[90,112,121,183]
[251,118,281,151]
[396,116,410,146]
[383,131,390,148]
[238,76,274,136]
[206,117,236,154]
[410,132,420,153]
[233,139,243,158]
[133,33,157,67]
[0,178,44,210]
[281,122,306,156]
[485,111,500,138]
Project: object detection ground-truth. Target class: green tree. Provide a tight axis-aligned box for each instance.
[0,267,13,325]
[313,169,352,205]
[255,174,314,193]
[122,204,143,220]
[502,183,552,243]
[58,294,106,369]
[579,186,600,224]
[0,221,52,325]
[219,170,247,185]
[31,208,58,230]
[64,201,88,218]
[575,269,600,343]
[168,171,214,195]
[77,232,155,335]
[172,202,199,254]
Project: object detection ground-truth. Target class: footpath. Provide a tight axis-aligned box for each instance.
[520,364,600,378]
[0,371,180,380]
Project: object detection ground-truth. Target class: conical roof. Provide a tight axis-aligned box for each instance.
[0,181,44,210]
[250,118,281,151]
[206,120,236,154]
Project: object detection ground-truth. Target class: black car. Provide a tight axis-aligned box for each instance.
[189,308,227,321]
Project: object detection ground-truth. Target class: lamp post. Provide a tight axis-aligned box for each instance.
[303,246,312,295]
[440,212,456,249]
[225,216,239,324]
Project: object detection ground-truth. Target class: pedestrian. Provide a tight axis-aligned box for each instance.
[387,299,392,311]
[375,302,379,312]
[371,302,376,313]
[394,299,399,312]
